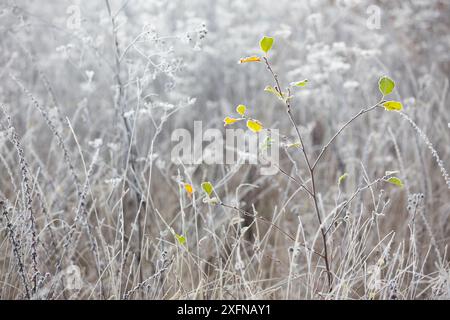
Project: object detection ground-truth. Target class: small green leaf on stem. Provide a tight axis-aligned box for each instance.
[338,173,348,185]
[175,233,186,245]
[386,177,404,188]
[260,36,274,53]
[291,79,308,87]
[201,181,214,197]
[378,76,395,96]
[264,85,283,99]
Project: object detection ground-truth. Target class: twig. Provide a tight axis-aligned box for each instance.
[312,103,382,171]
[263,57,333,290]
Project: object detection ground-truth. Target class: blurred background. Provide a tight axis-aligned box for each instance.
[0,0,449,299]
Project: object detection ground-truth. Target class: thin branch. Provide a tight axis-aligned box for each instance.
[263,56,332,290]
[312,103,382,171]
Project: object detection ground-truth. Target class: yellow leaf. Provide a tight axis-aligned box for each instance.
[247,119,263,132]
[184,183,194,194]
[238,56,261,64]
[383,101,403,111]
[236,104,246,116]
[223,117,240,126]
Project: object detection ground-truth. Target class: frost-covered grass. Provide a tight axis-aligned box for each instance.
[0,0,449,299]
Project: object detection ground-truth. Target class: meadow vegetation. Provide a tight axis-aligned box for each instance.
[0,0,449,299]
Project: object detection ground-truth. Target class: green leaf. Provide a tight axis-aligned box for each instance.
[264,85,281,96]
[236,104,246,116]
[264,85,291,103]
[175,233,186,245]
[338,173,348,185]
[387,177,404,188]
[378,76,395,96]
[201,181,213,197]
[260,36,274,54]
[382,101,403,111]
[291,79,308,87]
[264,85,283,99]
